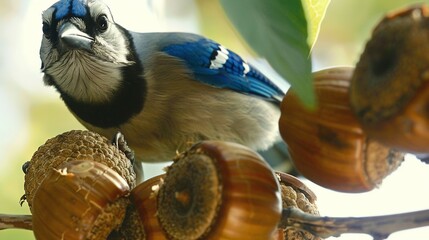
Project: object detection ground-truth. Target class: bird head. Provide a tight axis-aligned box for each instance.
[40,0,135,103]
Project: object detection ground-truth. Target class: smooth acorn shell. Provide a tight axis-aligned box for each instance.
[130,174,166,240]
[350,5,429,153]
[31,160,130,240]
[156,141,282,240]
[280,67,404,192]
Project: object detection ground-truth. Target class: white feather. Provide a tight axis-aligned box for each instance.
[46,51,124,103]
[243,61,250,75]
[210,47,229,70]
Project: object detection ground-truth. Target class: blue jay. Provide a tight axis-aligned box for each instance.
[40,0,285,166]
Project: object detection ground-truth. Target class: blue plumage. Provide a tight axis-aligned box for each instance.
[54,0,87,20]
[163,38,284,101]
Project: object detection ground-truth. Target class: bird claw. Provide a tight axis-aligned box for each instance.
[112,132,144,183]
[111,132,135,163]
[19,195,27,206]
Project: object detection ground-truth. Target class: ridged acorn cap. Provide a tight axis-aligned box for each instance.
[275,172,321,240]
[350,5,429,153]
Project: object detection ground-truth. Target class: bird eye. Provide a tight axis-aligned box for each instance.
[96,14,109,32]
[42,22,51,39]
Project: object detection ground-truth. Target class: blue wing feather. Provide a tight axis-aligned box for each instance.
[162,38,284,102]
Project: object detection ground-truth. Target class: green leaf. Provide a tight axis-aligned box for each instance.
[220,0,318,107]
[302,0,331,50]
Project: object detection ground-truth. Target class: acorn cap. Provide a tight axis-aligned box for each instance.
[108,204,146,240]
[276,172,321,240]
[350,5,429,152]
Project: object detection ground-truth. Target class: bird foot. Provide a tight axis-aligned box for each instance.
[111,132,135,163]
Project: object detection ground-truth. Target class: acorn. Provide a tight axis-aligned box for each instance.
[130,174,166,240]
[279,67,404,192]
[350,5,429,153]
[31,160,131,240]
[148,141,283,240]
[275,172,321,240]
[23,130,137,239]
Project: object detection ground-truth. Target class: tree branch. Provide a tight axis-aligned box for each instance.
[0,214,32,231]
[279,207,429,239]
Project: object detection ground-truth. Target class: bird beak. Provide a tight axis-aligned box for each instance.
[59,22,94,52]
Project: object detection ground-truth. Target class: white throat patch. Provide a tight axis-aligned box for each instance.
[46,50,124,103]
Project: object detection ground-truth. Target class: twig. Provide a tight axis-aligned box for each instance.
[279,207,429,239]
[3,208,429,238]
[0,214,32,231]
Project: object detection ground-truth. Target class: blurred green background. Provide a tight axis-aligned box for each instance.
[0,0,426,239]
